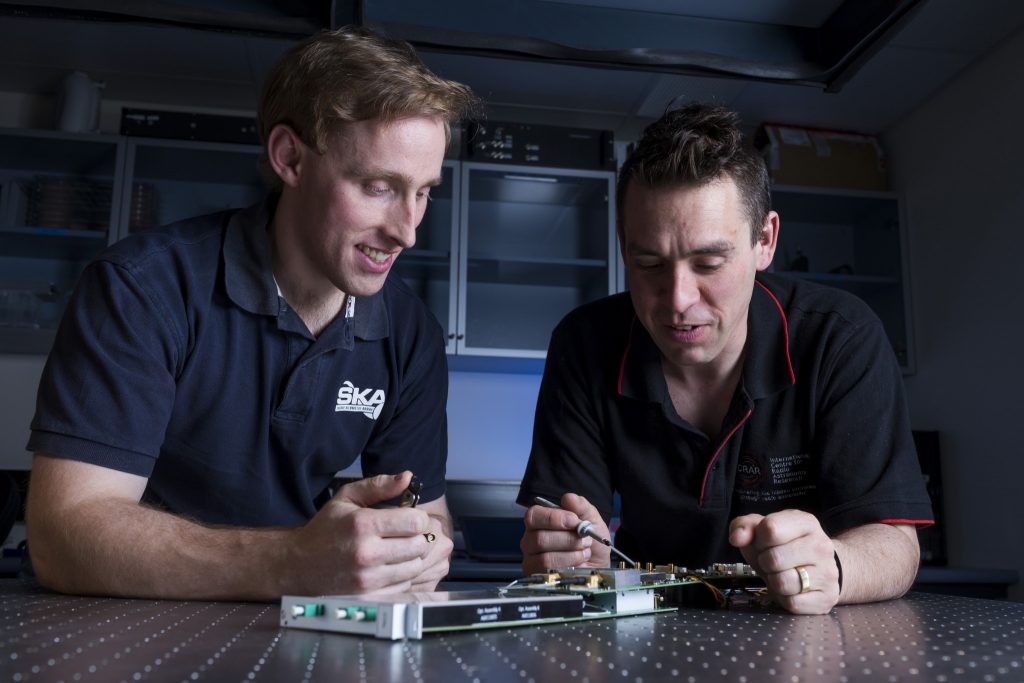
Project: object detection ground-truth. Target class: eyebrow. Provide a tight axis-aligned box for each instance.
[355,166,444,188]
[627,240,734,257]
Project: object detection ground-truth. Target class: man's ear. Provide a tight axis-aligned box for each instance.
[755,211,780,271]
[266,123,305,188]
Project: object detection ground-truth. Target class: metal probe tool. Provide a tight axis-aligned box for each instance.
[533,496,637,568]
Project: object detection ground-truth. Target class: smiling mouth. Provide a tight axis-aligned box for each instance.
[669,324,699,331]
[358,244,392,263]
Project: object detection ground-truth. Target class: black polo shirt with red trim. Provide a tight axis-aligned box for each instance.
[29,198,448,527]
[518,272,933,567]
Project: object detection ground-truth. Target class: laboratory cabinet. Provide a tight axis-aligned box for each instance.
[0,127,913,370]
[118,137,264,240]
[0,129,265,354]
[457,163,617,358]
[771,184,915,371]
[0,128,619,362]
[0,128,125,353]
[394,161,618,359]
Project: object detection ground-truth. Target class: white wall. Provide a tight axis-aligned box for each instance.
[886,27,1024,600]
[446,370,541,480]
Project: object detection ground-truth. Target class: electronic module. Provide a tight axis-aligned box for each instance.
[280,563,763,640]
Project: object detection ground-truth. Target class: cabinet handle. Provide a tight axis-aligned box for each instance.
[456,334,465,340]
[448,333,455,339]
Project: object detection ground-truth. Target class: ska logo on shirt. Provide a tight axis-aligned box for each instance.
[335,380,386,420]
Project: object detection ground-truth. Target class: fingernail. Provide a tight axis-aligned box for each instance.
[394,474,403,481]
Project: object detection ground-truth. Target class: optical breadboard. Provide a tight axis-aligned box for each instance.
[280,564,762,640]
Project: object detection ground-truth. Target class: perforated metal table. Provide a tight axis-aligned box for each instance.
[1,579,1022,682]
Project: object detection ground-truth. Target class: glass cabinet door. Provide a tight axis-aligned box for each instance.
[771,185,913,370]
[120,138,264,239]
[0,129,124,352]
[392,161,459,354]
[458,163,616,357]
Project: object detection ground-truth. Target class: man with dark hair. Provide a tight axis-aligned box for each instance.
[518,103,933,614]
[26,26,478,600]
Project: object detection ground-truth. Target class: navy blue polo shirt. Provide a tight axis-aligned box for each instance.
[518,272,933,567]
[29,198,448,526]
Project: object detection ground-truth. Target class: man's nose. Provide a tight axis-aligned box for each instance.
[387,195,419,249]
[670,267,700,311]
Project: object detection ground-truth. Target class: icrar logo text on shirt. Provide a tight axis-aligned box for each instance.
[335,381,386,420]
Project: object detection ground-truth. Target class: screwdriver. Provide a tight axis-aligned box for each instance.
[533,496,637,568]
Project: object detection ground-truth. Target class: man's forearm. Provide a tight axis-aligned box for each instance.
[832,523,920,605]
[30,498,293,601]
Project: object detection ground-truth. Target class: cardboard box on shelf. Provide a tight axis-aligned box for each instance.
[755,123,888,191]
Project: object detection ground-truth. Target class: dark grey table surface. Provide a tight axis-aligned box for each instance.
[1,578,1022,682]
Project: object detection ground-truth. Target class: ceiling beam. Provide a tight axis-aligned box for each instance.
[364,0,928,92]
[1,0,929,92]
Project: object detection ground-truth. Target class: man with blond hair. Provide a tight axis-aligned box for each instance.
[26,26,478,600]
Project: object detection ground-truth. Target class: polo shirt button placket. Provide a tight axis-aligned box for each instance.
[343,319,354,349]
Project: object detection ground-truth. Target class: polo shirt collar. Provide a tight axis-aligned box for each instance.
[224,197,279,317]
[743,276,796,399]
[616,275,795,403]
[222,196,389,342]
[616,316,668,403]
[347,289,389,341]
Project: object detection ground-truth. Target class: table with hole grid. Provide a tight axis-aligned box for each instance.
[1,578,1022,682]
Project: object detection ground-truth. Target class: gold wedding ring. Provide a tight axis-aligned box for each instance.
[795,565,811,593]
[423,532,436,543]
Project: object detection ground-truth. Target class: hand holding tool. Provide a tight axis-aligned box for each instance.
[533,496,637,568]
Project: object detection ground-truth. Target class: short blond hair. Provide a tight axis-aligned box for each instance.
[258,25,479,184]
